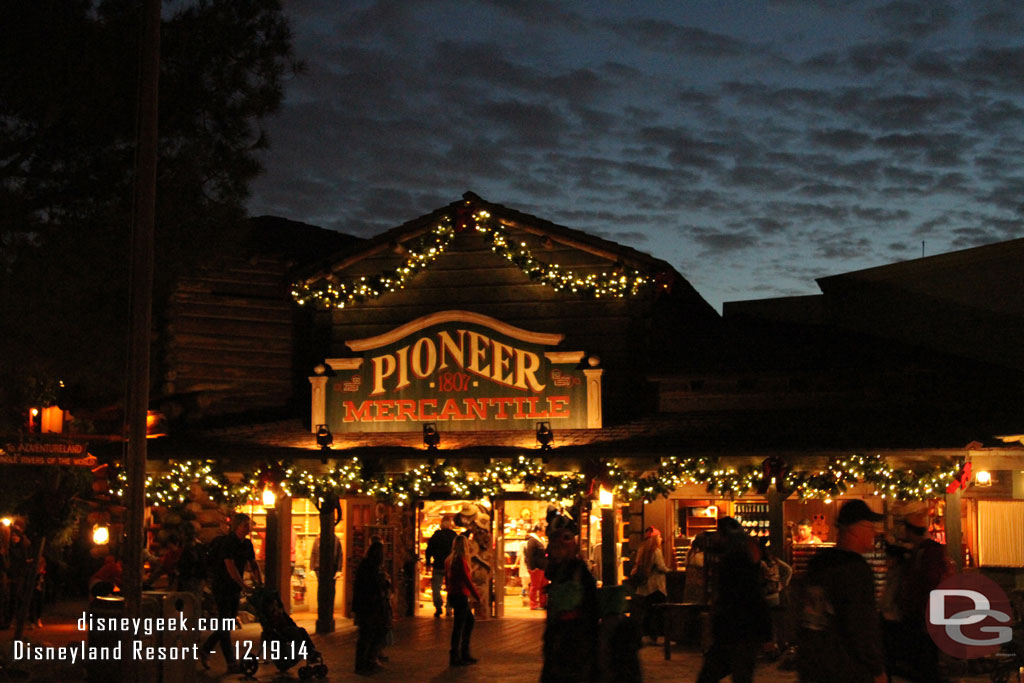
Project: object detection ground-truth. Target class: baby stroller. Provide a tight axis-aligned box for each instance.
[240,587,328,679]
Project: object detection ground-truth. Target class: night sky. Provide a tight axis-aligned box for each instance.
[245,1,1024,312]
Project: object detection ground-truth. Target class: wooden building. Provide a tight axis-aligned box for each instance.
[142,196,1024,620]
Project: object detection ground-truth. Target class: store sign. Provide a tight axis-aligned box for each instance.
[0,441,95,466]
[322,311,595,432]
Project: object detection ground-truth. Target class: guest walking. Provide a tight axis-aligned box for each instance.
[525,524,548,610]
[200,513,262,674]
[629,526,668,644]
[445,535,481,666]
[353,540,391,675]
[425,515,456,617]
[542,520,598,683]
[696,517,770,683]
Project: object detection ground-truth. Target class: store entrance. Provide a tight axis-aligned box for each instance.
[415,499,552,619]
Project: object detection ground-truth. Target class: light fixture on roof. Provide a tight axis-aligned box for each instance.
[536,422,553,450]
[423,423,440,450]
[315,424,333,464]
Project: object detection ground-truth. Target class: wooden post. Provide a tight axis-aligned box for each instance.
[265,506,279,599]
[123,0,161,637]
[601,506,617,586]
[767,490,787,554]
[494,497,505,618]
[316,493,339,633]
[944,489,962,570]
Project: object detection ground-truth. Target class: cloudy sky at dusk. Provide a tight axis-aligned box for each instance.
[246,0,1024,312]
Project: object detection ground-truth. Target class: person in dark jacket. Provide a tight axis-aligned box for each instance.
[352,541,390,675]
[445,535,481,666]
[200,513,262,673]
[696,517,770,683]
[425,515,456,617]
[542,520,598,683]
[797,500,886,683]
[892,510,952,682]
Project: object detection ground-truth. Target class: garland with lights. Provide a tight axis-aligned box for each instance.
[291,211,654,309]
[115,453,965,509]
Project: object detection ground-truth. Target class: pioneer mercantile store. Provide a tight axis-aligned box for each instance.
[12,194,1024,634]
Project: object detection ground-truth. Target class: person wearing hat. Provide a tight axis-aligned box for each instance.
[796,499,886,683]
[893,510,953,682]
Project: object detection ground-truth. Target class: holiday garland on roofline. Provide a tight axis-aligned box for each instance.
[290,210,654,309]
[108,453,966,508]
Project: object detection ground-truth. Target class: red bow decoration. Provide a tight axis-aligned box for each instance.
[946,462,972,494]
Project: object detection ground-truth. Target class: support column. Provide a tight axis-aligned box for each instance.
[309,375,327,432]
[767,491,787,554]
[583,364,603,428]
[601,506,617,586]
[945,489,962,572]
[316,493,340,634]
[494,498,505,618]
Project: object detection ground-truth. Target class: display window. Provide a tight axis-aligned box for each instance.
[238,497,346,615]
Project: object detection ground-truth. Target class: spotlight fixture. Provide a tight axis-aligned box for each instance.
[536,422,553,450]
[315,424,334,464]
[423,423,440,450]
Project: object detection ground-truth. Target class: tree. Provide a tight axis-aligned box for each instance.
[0,0,299,425]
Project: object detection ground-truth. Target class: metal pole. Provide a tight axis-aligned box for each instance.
[123,2,160,680]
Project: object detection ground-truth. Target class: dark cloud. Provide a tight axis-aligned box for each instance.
[865,1,955,38]
[686,226,758,253]
[847,40,912,74]
[766,202,850,223]
[810,129,872,151]
[727,165,798,192]
[811,234,874,260]
[797,182,858,197]
[810,158,882,183]
[474,100,570,148]
[638,127,727,170]
[963,47,1024,91]
[852,207,911,223]
[476,0,590,31]
[749,218,790,234]
[610,19,757,58]
[970,99,1024,132]
[911,51,956,79]
[851,92,966,129]
[973,4,1024,34]
[873,132,968,166]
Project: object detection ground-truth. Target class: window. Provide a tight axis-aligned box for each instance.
[977,501,1024,567]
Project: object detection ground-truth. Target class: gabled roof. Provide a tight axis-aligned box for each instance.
[293,192,680,286]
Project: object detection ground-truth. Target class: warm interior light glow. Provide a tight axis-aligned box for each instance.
[145,410,167,438]
[824,497,833,504]
[92,525,109,545]
[262,487,277,507]
[0,518,11,527]
[598,486,613,508]
[976,470,992,486]
[29,408,39,417]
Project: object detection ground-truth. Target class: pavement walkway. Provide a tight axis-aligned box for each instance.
[0,599,1005,682]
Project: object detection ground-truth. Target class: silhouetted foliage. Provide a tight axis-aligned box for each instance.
[0,0,299,421]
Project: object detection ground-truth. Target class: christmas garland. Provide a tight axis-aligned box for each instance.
[291,211,653,309]
[110,453,964,507]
